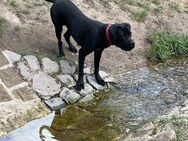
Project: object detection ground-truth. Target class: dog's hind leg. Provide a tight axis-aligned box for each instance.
[64,30,77,53]
[54,24,65,57]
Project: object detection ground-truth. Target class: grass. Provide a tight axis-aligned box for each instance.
[132,9,148,22]
[146,31,188,61]
[0,16,5,34]
[155,116,186,141]
[10,0,17,8]
[169,2,181,12]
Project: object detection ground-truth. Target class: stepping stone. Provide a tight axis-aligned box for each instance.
[60,60,75,74]
[2,50,21,64]
[87,76,106,90]
[32,72,61,98]
[79,94,94,103]
[60,87,81,104]
[42,57,59,74]
[45,98,66,111]
[24,55,40,72]
[0,84,11,102]
[79,83,95,96]
[17,61,32,80]
[57,74,76,88]
[0,68,24,88]
[99,71,108,79]
[13,87,37,102]
[0,52,9,67]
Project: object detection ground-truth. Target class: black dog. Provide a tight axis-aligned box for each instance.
[45,0,135,91]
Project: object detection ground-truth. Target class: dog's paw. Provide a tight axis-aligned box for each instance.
[75,83,84,91]
[70,47,77,53]
[96,78,106,86]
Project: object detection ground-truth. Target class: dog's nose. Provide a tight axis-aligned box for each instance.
[131,41,135,48]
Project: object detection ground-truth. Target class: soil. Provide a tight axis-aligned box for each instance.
[0,0,188,75]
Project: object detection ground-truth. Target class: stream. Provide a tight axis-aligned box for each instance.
[1,56,188,141]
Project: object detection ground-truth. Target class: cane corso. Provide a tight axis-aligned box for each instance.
[45,0,135,91]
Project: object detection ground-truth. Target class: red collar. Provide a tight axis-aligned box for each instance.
[105,24,112,46]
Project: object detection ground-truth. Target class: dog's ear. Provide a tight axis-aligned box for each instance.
[122,23,131,32]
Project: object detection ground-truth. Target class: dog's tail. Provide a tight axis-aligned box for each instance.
[45,0,55,3]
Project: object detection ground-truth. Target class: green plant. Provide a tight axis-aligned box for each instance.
[0,16,5,34]
[10,0,17,8]
[169,2,181,12]
[132,9,148,22]
[146,31,188,61]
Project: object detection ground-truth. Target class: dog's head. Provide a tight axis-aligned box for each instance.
[110,23,135,51]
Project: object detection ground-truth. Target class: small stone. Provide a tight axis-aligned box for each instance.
[104,77,117,83]
[60,60,75,74]
[99,71,108,79]
[24,55,40,72]
[84,67,92,74]
[45,98,66,111]
[42,57,59,74]
[79,83,95,96]
[60,87,81,104]
[79,94,94,103]
[17,61,32,80]
[57,74,76,88]
[87,76,106,90]
[2,50,21,63]
[32,72,61,98]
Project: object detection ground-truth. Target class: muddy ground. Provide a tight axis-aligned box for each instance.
[0,0,188,75]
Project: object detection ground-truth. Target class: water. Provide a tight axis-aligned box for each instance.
[1,57,188,141]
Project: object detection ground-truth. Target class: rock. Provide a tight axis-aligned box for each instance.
[79,83,95,96]
[2,50,21,63]
[104,77,117,83]
[84,67,92,74]
[45,98,66,111]
[79,94,94,103]
[57,74,76,88]
[17,61,32,80]
[32,72,61,98]
[42,57,59,74]
[24,55,40,72]
[99,71,108,79]
[60,87,81,104]
[87,76,106,90]
[60,60,75,74]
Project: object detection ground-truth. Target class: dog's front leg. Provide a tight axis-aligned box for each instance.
[94,49,105,86]
[76,48,92,91]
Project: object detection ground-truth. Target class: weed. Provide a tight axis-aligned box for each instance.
[169,2,181,12]
[0,16,5,34]
[132,9,148,22]
[10,0,17,8]
[146,31,188,61]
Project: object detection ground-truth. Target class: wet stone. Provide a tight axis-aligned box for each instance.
[0,68,24,88]
[0,52,9,67]
[2,50,21,64]
[60,87,81,104]
[45,98,66,111]
[0,84,11,102]
[79,83,95,97]
[13,87,37,102]
[57,74,76,88]
[87,76,106,90]
[60,60,75,74]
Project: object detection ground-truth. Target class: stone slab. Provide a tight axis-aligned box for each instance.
[60,60,76,74]
[24,55,40,72]
[0,85,11,102]
[87,76,106,90]
[0,68,24,88]
[2,50,21,64]
[0,52,9,67]
[13,87,37,102]
[45,98,66,111]
[57,74,76,88]
[42,57,59,74]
